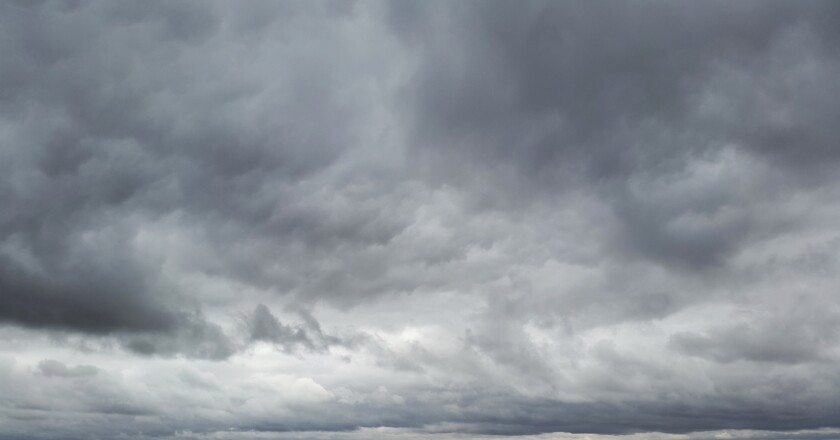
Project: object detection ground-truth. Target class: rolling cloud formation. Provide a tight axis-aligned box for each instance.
[1,1,840,439]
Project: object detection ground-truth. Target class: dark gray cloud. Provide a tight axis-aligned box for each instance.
[390,0,840,270]
[391,0,840,173]
[2,1,840,439]
[0,0,384,353]
[38,359,99,378]
[246,304,345,353]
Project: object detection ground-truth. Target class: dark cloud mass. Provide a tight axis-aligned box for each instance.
[1,1,840,439]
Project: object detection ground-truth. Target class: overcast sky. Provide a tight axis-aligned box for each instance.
[2,1,840,439]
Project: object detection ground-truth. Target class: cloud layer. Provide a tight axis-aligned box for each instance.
[1,1,840,439]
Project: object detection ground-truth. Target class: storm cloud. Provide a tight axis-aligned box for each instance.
[1,1,840,439]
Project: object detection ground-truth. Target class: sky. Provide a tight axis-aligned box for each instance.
[1,1,840,439]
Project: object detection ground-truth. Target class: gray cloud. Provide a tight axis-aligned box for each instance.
[246,304,345,354]
[2,1,840,439]
[38,359,99,378]
[670,298,840,364]
[390,0,840,270]
[0,0,387,352]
